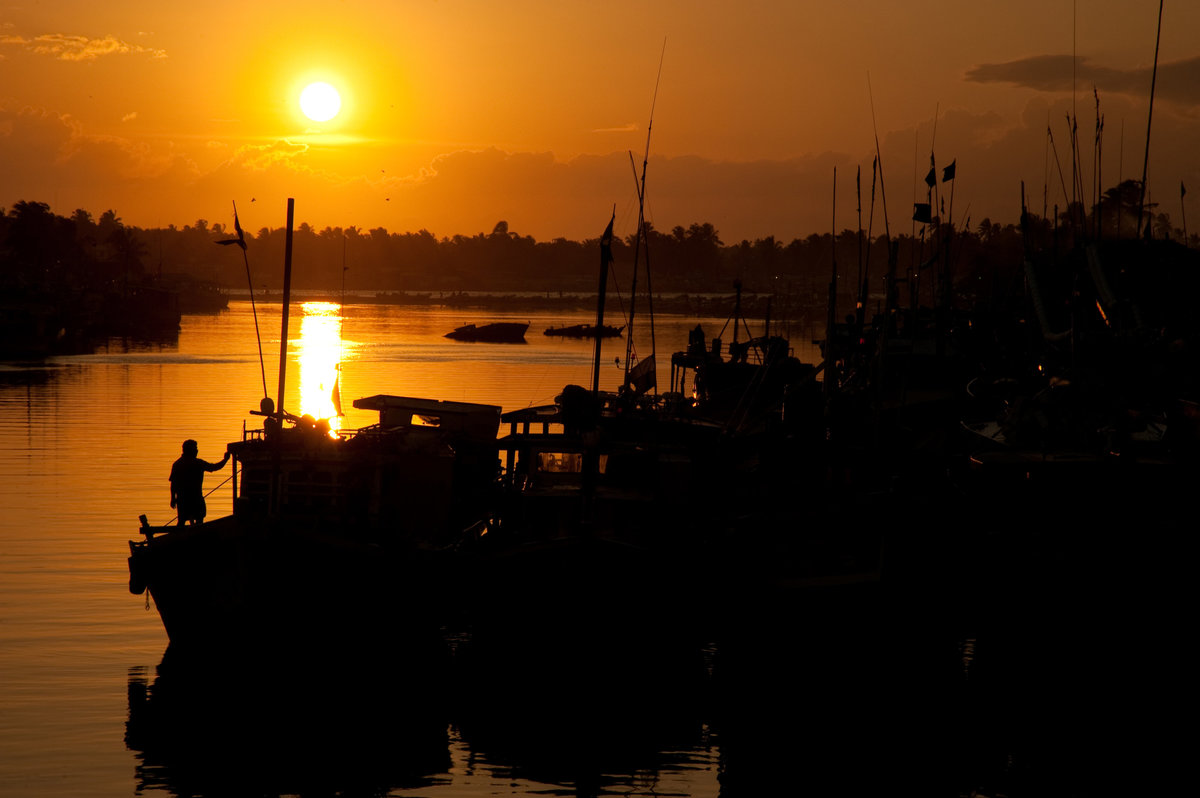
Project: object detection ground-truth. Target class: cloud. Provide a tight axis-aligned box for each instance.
[0,33,167,61]
[224,140,311,172]
[3,94,1197,245]
[966,55,1200,106]
[0,103,199,216]
[121,112,137,123]
[593,123,639,134]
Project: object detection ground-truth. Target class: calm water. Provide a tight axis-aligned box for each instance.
[0,301,1159,796]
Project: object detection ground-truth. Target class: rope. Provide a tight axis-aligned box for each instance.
[152,470,235,528]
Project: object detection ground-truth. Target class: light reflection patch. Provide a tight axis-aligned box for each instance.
[298,302,344,432]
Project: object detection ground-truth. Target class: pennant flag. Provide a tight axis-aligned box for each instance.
[924,167,936,188]
[215,206,247,250]
[913,203,933,224]
[942,159,956,182]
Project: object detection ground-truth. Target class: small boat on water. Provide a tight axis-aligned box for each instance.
[444,322,529,343]
[543,323,623,339]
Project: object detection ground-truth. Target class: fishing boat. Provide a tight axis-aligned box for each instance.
[128,200,503,654]
[128,393,502,652]
[444,321,529,343]
[668,282,821,436]
[543,323,623,339]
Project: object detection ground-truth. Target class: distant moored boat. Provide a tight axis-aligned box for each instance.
[444,322,530,343]
[543,323,624,339]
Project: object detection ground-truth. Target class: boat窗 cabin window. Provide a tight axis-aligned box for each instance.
[538,452,583,473]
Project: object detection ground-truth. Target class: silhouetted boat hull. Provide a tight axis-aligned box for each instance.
[444,322,529,342]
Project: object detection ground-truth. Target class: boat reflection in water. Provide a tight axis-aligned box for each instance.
[125,646,452,797]
[123,583,1101,798]
[125,617,720,797]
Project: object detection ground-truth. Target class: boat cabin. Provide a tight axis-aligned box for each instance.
[227,395,502,546]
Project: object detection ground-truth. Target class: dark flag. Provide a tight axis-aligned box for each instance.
[216,206,248,250]
[924,167,936,188]
[592,210,616,393]
[627,353,656,395]
[942,159,956,182]
[1183,181,1188,198]
[600,213,614,266]
[913,203,933,224]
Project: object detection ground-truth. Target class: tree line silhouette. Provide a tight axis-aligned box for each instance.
[2,184,1194,346]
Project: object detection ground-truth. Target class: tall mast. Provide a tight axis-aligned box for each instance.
[624,154,644,387]
[623,40,666,389]
[1137,0,1164,237]
[824,168,838,404]
[867,72,891,243]
[276,198,295,417]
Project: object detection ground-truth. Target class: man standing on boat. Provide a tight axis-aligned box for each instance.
[169,439,229,525]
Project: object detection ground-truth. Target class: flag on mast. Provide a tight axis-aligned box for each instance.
[600,213,614,265]
[216,205,248,250]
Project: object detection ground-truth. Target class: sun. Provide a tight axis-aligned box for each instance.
[299,82,342,122]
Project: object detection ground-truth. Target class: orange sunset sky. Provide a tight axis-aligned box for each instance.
[2,1,1197,244]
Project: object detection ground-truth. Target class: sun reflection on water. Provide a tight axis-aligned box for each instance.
[297,302,345,431]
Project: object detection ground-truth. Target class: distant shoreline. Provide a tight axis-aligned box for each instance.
[223,289,822,320]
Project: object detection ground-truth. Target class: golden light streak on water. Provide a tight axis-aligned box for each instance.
[297,301,345,431]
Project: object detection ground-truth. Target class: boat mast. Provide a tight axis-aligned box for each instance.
[623,40,666,390]
[277,198,295,417]
[824,168,838,404]
[1136,0,1164,238]
[624,155,644,387]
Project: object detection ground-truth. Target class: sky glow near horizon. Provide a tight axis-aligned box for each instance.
[1,1,1197,244]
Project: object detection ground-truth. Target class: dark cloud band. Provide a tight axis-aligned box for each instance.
[966,55,1200,106]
